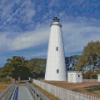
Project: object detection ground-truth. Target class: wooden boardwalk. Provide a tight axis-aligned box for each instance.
[10,86,33,100]
[0,81,50,100]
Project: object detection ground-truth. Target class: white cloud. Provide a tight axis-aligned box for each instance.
[0,33,13,51]
[49,0,55,8]
[59,12,66,18]
[0,15,100,56]
[17,0,36,24]
[49,0,60,8]
[22,9,36,23]
[62,21,100,53]
[0,0,36,30]
[37,5,42,12]
[11,25,49,50]
[0,2,14,21]
[25,51,47,58]
[15,0,21,4]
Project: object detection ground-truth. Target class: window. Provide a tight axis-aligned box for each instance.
[57,69,59,73]
[56,47,58,51]
[78,74,80,77]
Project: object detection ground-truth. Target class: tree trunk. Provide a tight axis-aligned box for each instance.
[18,76,20,82]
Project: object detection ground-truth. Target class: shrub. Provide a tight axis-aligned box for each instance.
[0,76,11,83]
[83,70,93,79]
[83,70,100,79]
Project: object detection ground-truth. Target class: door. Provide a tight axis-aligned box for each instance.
[70,74,73,82]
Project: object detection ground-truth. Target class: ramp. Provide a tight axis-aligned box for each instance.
[10,86,33,100]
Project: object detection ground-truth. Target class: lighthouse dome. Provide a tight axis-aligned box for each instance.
[53,17,59,22]
[50,17,62,27]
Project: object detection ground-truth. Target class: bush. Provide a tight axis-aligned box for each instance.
[83,70,100,79]
[4,77,11,83]
[83,70,93,79]
[0,78,5,82]
[0,76,11,83]
[91,71,100,79]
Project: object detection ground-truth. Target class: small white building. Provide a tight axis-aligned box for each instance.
[68,71,83,83]
[97,74,100,82]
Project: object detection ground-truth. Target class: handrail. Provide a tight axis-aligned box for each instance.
[26,82,50,100]
[0,82,15,100]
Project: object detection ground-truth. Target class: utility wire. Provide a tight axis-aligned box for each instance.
[0,1,27,29]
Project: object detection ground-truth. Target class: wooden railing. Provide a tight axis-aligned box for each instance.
[26,82,50,100]
[0,82,15,100]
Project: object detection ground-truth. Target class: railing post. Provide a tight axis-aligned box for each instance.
[34,92,36,100]
[88,95,89,100]
[78,92,80,100]
[26,82,50,100]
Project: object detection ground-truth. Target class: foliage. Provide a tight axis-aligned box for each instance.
[0,57,46,79]
[70,67,76,71]
[83,70,100,79]
[0,67,2,72]
[0,55,81,79]
[65,55,79,71]
[0,77,11,83]
[70,55,79,67]
[65,57,71,70]
[76,41,100,71]
[76,55,87,71]
[27,58,46,78]
[27,58,46,67]
[0,56,32,80]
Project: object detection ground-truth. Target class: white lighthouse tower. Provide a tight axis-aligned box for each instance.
[45,17,67,81]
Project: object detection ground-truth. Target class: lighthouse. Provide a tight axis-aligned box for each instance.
[45,17,67,81]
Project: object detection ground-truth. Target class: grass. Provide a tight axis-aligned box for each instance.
[41,80,100,98]
[31,83,60,100]
[0,82,11,94]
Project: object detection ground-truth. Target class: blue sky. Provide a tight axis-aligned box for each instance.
[0,0,100,67]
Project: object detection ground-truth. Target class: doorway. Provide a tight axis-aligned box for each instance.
[70,74,73,82]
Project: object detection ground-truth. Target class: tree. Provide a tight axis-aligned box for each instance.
[76,55,87,71]
[83,70,100,79]
[76,41,100,71]
[0,67,2,72]
[70,55,79,68]
[0,57,46,79]
[0,56,32,80]
[0,63,11,77]
[65,57,71,70]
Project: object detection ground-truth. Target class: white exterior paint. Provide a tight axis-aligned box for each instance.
[68,71,83,83]
[45,18,67,81]
[97,74,100,82]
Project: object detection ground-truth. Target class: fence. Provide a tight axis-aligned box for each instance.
[26,82,50,100]
[0,82,15,100]
[29,78,100,100]
[83,79,98,82]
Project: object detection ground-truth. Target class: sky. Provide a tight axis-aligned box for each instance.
[0,0,100,67]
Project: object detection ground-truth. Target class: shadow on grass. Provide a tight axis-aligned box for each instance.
[84,85,100,91]
[71,88,80,92]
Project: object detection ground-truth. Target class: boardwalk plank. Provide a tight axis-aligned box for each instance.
[10,86,33,100]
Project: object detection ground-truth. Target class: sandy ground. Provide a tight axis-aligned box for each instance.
[40,80,100,97]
